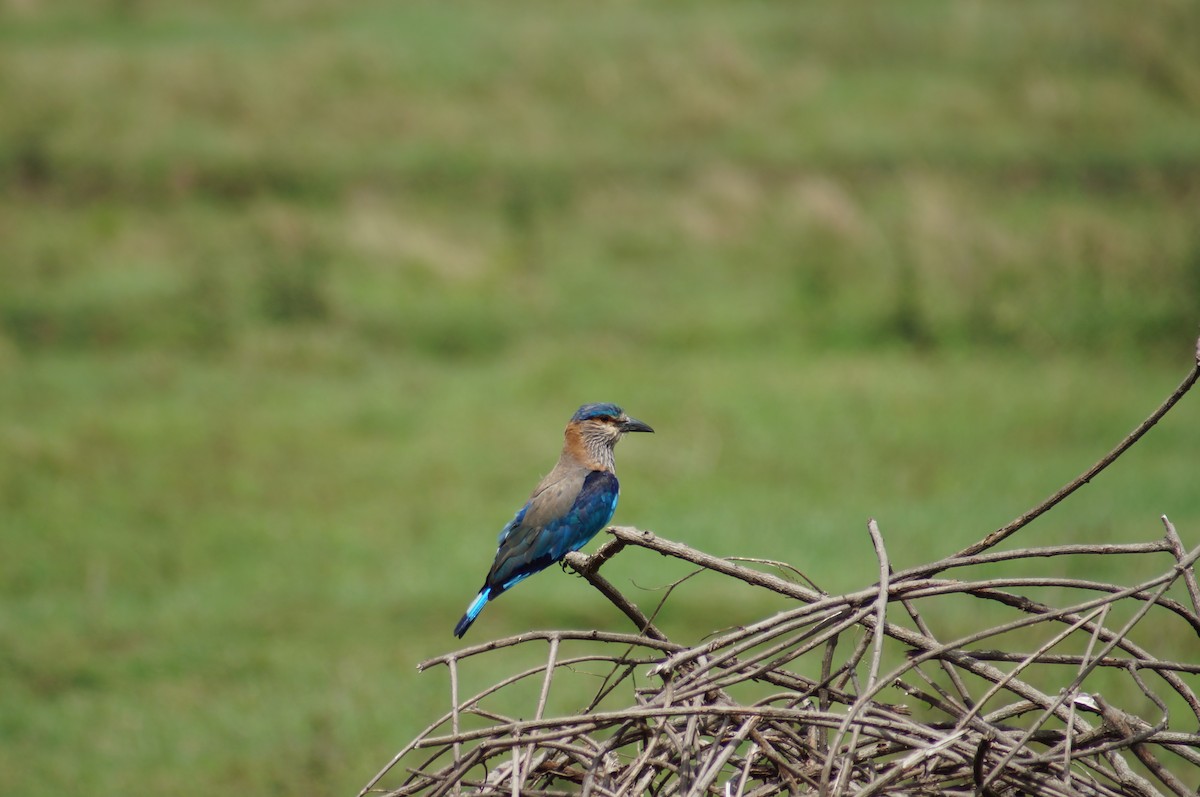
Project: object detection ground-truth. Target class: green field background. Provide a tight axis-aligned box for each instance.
[3,1,1200,794]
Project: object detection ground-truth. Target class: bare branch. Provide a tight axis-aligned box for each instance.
[1161,515,1200,617]
[562,549,668,641]
[940,349,1199,567]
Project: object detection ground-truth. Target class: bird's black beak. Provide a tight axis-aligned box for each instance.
[620,416,654,434]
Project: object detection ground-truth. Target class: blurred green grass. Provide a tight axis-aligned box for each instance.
[2,0,1200,794]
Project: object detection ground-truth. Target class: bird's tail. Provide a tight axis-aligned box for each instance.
[453,588,490,638]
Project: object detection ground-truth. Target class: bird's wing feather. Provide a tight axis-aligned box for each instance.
[486,469,619,594]
[497,504,528,546]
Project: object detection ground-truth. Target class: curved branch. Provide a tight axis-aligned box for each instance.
[935,343,1200,570]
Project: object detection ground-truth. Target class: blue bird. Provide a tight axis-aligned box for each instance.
[454,403,653,638]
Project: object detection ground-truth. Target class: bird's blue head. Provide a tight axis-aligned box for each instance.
[571,403,624,423]
[569,402,653,436]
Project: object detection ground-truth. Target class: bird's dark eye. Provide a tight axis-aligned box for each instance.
[594,415,616,423]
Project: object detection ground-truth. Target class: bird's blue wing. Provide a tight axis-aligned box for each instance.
[545,469,620,556]
[486,470,619,594]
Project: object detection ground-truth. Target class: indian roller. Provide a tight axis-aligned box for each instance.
[453,402,653,638]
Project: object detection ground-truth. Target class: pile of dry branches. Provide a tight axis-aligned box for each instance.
[362,339,1200,797]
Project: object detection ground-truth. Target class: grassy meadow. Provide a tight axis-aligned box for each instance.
[2,0,1200,793]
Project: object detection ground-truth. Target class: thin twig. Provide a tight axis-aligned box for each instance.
[818,520,891,797]
[1160,515,1200,617]
[940,350,1200,568]
[963,651,1200,675]
[563,549,669,641]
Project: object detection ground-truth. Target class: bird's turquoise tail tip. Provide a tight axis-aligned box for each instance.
[453,590,489,638]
